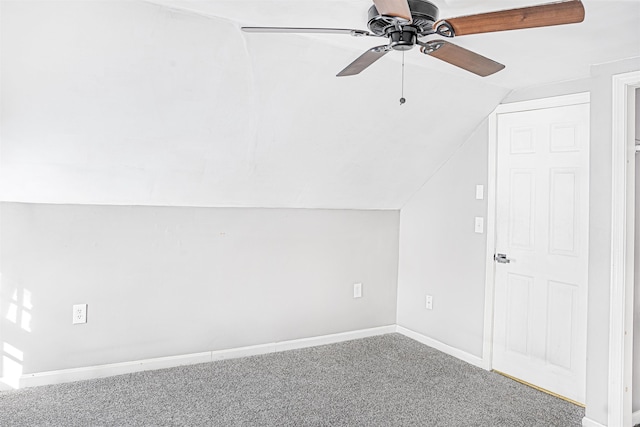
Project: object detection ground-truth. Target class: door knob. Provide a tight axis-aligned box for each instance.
[494,253,511,264]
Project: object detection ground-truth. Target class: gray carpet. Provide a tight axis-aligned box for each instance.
[0,333,584,426]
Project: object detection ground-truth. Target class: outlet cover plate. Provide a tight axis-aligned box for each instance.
[73,304,87,324]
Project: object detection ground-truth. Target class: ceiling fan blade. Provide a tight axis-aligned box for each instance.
[241,27,374,36]
[337,46,390,77]
[372,0,413,22]
[435,0,585,37]
[420,40,505,77]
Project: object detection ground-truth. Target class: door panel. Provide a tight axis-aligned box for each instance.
[509,170,536,249]
[549,169,577,255]
[492,102,589,404]
[505,273,532,355]
[546,280,576,370]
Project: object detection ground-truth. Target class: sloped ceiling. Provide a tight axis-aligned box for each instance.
[1,0,639,209]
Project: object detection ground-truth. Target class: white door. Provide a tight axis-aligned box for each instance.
[492,101,589,404]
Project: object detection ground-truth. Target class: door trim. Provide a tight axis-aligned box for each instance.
[482,92,591,372]
[608,70,639,427]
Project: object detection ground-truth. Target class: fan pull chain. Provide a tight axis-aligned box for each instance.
[400,51,406,105]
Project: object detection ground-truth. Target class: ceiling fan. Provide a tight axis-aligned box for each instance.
[241,0,585,77]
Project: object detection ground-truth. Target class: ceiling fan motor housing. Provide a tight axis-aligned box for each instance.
[367,0,439,37]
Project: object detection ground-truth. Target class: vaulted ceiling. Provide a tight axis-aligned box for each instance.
[1,0,639,209]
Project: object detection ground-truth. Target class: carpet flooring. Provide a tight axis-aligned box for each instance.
[0,333,584,426]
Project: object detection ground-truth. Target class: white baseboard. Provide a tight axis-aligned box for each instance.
[12,325,503,390]
[581,410,640,427]
[395,325,485,369]
[582,417,606,427]
[17,351,212,389]
[15,325,396,389]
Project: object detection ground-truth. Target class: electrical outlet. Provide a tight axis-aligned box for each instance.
[73,304,87,324]
[426,295,433,310]
[353,283,362,298]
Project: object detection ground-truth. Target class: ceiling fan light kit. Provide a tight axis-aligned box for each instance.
[241,0,585,78]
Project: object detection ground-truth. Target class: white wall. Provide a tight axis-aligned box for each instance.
[0,203,399,375]
[397,120,488,358]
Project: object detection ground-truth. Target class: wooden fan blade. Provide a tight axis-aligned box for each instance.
[435,0,585,36]
[241,27,373,36]
[372,0,412,22]
[337,46,390,77]
[420,40,505,77]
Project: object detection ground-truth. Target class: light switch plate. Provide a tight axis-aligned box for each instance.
[476,185,484,200]
[474,217,484,234]
[353,283,362,298]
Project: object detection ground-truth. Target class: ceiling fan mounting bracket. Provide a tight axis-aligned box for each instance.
[372,46,391,53]
[419,40,443,55]
[350,29,372,37]
[434,20,455,38]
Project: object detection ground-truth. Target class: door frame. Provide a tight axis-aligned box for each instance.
[482,92,591,372]
[609,70,639,427]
